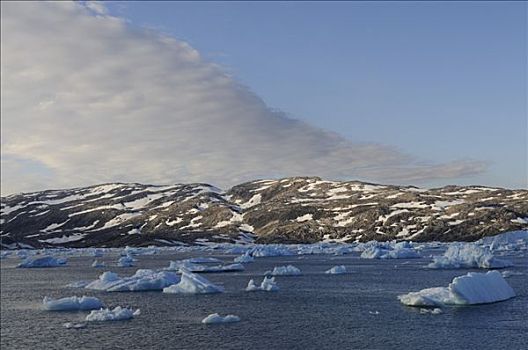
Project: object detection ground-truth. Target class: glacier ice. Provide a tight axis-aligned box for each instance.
[85,306,140,322]
[43,296,103,311]
[17,256,67,268]
[266,265,302,276]
[398,270,516,307]
[427,244,513,269]
[325,265,347,274]
[245,276,279,292]
[162,269,224,294]
[201,313,240,324]
[85,269,179,292]
[360,245,420,259]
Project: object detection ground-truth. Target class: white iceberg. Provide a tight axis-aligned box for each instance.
[420,308,443,315]
[17,256,67,268]
[266,265,302,276]
[427,244,513,269]
[398,270,516,307]
[234,254,254,263]
[117,255,135,267]
[245,276,279,292]
[63,322,87,329]
[360,246,420,259]
[163,269,224,294]
[66,280,91,288]
[249,245,295,257]
[85,269,179,292]
[43,296,103,311]
[201,313,240,324]
[85,306,140,322]
[167,261,244,273]
[325,265,347,274]
[91,260,105,268]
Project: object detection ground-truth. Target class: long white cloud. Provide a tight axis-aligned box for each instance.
[0,1,486,194]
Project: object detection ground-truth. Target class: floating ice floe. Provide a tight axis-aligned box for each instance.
[325,265,347,274]
[234,254,254,263]
[17,256,67,268]
[501,270,524,278]
[479,230,528,252]
[85,306,140,322]
[420,308,443,315]
[186,257,222,264]
[266,265,302,276]
[85,269,179,292]
[117,255,135,267]
[427,244,513,269]
[66,280,91,288]
[249,245,295,257]
[163,269,224,294]
[201,313,240,324]
[166,261,244,273]
[63,322,87,329]
[360,243,420,259]
[43,296,103,311]
[246,277,279,292]
[398,270,516,307]
[91,260,105,268]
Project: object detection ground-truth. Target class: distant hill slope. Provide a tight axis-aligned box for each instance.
[1,177,527,248]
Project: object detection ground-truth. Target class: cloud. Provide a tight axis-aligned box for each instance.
[0,1,486,194]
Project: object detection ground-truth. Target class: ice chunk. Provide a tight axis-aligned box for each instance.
[234,254,254,263]
[85,306,140,322]
[66,280,91,288]
[249,245,295,257]
[325,265,346,274]
[501,270,524,278]
[166,261,244,273]
[85,269,179,292]
[420,308,443,315]
[91,260,105,268]
[398,271,516,306]
[117,255,135,267]
[43,296,103,311]
[17,256,67,268]
[360,246,420,259]
[245,277,279,292]
[201,313,240,324]
[427,244,513,269]
[186,257,222,264]
[163,269,224,294]
[63,322,87,329]
[266,265,302,276]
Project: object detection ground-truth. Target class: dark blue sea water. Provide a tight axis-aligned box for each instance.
[1,251,527,350]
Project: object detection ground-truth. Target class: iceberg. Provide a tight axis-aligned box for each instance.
[249,245,295,257]
[63,322,87,329]
[66,280,91,288]
[325,265,347,274]
[266,265,302,276]
[85,306,140,322]
[166,261,244,273]
[43,296,103,311]
[234,254,254,263]
[163,269,224,294]
[117,255,135,267]
[398,271,516,307]
[85,269,179,292]
[245,276,279,292]
[201,313,240,324]
[427,244,513,269]
[360,246,420,259]
[17,256,67,268]
[91,260,105,268]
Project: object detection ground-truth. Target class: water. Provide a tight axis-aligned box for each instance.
[1,251,527,350]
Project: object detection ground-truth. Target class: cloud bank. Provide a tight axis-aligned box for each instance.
[0,1,486,194]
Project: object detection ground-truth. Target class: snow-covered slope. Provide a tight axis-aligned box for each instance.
[1,177,527,248]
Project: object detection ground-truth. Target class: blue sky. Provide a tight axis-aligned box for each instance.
[106,1,527,188]
[1,1,526,194]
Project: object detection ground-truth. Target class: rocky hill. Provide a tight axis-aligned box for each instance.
[1,177,527,248]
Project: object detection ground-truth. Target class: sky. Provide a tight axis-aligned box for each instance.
[1,1,526,194]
